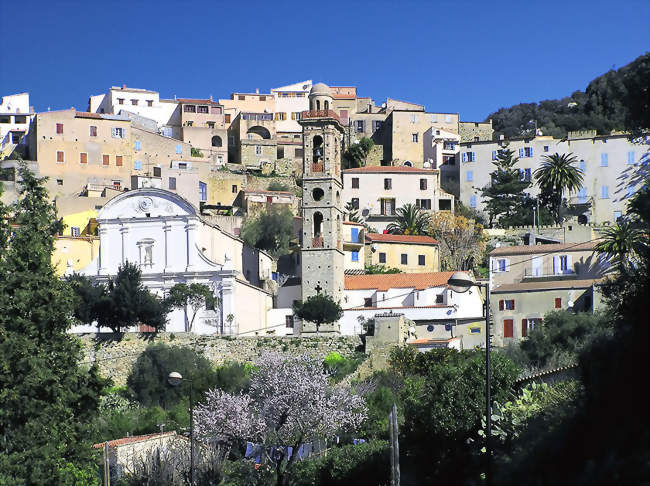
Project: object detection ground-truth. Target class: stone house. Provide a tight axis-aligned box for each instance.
[0,92,32,158]
[489,241,609,345]
[227,112,277,170]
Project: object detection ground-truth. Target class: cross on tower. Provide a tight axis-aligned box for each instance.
[314,284,323,294]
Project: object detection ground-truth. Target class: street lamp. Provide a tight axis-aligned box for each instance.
[168,372,194,486]
[447,271,492,483]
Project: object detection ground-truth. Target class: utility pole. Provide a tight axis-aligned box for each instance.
[388,403,400,486]
[103,441,110,486]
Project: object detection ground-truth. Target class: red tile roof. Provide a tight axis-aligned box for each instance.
[490,241,598,256]
[343,166,435,174]
[343,221,365,226]
[366,233,439,245]
[93,432,177,449]
[345,271,455,291]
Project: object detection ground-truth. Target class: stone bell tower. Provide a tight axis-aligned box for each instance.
[298,82,345,333]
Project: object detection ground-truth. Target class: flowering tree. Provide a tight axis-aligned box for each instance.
[429,212,487,271]
[194,352,367,486]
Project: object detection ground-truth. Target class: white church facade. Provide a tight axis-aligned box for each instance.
[74,188,275,335]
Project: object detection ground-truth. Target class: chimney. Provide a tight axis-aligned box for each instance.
[255,88,259,94]
[209,95,213,101]
[122,84,126,89]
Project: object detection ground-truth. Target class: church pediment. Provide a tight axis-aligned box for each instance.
[98,188,197,220]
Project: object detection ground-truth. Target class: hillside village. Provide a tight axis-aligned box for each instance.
[0,79,647,348]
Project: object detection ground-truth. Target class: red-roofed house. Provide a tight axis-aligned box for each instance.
[342,166,454,233]
[339,271,485,347]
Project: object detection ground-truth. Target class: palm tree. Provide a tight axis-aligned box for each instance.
[534,153,584,224]
[386,203,430,235]
[595,219,644,270]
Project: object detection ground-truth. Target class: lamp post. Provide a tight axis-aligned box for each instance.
[168,372,194,486]
[447,271,492,483]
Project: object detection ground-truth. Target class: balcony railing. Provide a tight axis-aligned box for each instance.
[300,110,342,123]
[312,162,323,172]
[312,236,324,248]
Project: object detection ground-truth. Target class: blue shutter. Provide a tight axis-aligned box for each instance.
[492,150,496,160]
[350,227,359,242]
[519,148,524,158]
[470,195,477,208]
[530,147,534,157]
[601,186,609,199]
[579,161,586,173]
[627,186,634,198]
[351,250,359,262]
[628,151,635,164]
[462,152,467,163]
[134,160,142,170]
[471,152,476,162]
[134,140,141,151]
[176,144,182,154]
[601,153,608,166]
[466,170,473,182]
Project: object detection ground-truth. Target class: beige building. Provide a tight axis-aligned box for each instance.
[489,241,608,345]
[219,91,275,129]
[228,111,277,170]
[459,120,494,142]
[241,189,295,216]
[342,166,454,232]
[177,98,227,164]
[365,233,440,273]
[342,221,366,273]
[457,132,649,224]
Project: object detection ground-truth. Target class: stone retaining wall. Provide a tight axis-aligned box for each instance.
[79,333,363,386]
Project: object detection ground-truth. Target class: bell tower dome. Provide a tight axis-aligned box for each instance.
[298,83,345,334]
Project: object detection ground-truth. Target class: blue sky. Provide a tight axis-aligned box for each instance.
[2,0,648,121]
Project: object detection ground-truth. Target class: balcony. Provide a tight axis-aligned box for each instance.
[312,162,323,173]
[522,268,577,281]
[312,236,324,248]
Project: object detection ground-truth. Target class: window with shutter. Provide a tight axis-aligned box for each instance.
[384,178,392,190]
[379,252,386,263]
[554,297,562,308]
[400,254,408,265]
[116,155,123,167]
[504,319,514,338]
[89,125,97,137]
[420,178,427,190]
[56,151,64,163]
[102,154,109,166]
[56,123,63,134]
[499,300,504,311]
[80,152,87,164]
[521,319,528,337]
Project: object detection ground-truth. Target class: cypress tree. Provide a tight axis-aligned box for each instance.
[0,164,107,485]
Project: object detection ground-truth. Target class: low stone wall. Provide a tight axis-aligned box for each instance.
[78,333,363,386]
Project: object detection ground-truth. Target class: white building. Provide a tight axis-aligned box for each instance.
[89,86,180,138]
[76,188,274,335]
[271,80,312,133]
[0,93,32,157]
[342,166,455,232]
[456,132,649,224]
[339,271,486,347]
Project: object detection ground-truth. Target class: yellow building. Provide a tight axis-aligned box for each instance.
[366,233,440,273]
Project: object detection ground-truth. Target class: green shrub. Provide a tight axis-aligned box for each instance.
[323,352,365,382]
[290,441,390,486]
[267,180,291,191]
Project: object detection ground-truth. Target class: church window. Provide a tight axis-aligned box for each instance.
[169,177,176,190]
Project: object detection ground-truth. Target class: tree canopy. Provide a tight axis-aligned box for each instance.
[534,152,584,224]
[386,203,430,235]
[342,137,374,168]
[428,211,487,271]
[167,282,217,332]
[241,206,294,257]
[293,293,343,333]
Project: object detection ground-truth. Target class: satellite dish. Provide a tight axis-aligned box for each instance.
[371,243,378,252]
[567,300,574,308]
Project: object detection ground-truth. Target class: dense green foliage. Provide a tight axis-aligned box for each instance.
[342,137,374,168]
[323,351,365,382]
[290,441,389,486]
[505,310,611,370]
[385,346,520,484]
[487,52,650,138]
[0,165,107,485]
[364,263,402,274]
[127,343,249,408]
[267,180,291,192]
[241,207,294,257]
[480,144,534,227]
[292,293,343,332]
[68,262,169,333]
